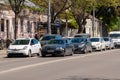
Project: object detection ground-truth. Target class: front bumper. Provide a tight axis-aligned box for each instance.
[41,49,64,55]
[7,49,29,56]
[74,48,85,53]
[92,45,101,50]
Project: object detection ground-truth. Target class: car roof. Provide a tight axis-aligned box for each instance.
[16,38,35,40]
[44,34,61,36]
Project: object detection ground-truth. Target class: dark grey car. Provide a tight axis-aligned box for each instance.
[41,39,74,57]
[40,34,62,46]
[72,38,92,54]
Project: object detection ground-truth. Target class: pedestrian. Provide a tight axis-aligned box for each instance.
[6,39,12,48]
[34,34,39,40]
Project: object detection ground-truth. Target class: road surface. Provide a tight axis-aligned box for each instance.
[0,49,120,80]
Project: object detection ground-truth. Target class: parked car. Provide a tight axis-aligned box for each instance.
[103,37,115,49]
[7,38,42,57]
[41,39,74,57]
[90,37,106,51]
[40,34,62,46]
[109,31,120,47]
[71,37,92,54]
[74,33,90,38]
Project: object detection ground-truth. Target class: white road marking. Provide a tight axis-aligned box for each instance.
[0,52,106,74]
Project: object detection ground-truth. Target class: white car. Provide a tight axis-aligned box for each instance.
[7,38,42,57]
[90,37,106,51]
[103,37,115,49]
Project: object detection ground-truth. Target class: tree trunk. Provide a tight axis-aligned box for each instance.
[77,23,84,33]
[14,14,18,39]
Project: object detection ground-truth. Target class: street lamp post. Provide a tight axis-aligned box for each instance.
[117,6,120,31]
[48,0,51,34]
[92,3,95,37]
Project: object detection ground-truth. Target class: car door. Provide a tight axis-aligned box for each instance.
[86,38,92,52]
[101,38,106,49]
[30,39,36,54]
[33,39,40,53]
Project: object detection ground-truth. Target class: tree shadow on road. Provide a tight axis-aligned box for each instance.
[57,76,120,80]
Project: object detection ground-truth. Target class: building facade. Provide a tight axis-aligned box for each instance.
[0,9,47,40]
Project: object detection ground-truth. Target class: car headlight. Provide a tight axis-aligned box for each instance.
[22,46,28,50]
[56,47,64,50]
[78,44,85,48]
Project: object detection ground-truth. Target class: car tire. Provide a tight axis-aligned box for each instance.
[61,50,66,57]
[70,49,73,56]
[28,50,32,57]
[41,53,46,57]
[83,47,87,54]
[37,49,41,57]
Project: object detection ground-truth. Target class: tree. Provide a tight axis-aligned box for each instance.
[70,0,96,33]
[95,0,120,36]
[31,0,73,34]
[8,0,25,39]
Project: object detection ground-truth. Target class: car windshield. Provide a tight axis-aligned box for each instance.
[90,38,100,42]
[109,34,120,39]
[72,38,85,43]
[48,40,64,44]
[41,36,55,41]
[104,38,109,41]
[12,39,30,45]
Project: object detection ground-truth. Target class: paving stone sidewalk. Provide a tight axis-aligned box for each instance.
[0,49,7,55]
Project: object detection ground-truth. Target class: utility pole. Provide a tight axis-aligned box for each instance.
[48,0,51,34]
[117,6,120,31]
[65,10,68,37]
[92,3,95,37]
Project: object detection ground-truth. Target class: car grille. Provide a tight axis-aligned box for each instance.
[74,45,78,48]
[46,47,55,50]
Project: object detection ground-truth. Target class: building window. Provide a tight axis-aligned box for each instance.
[34,22,37,32]
[27,21,31,33]
[20,19,23,32]
[6,20,9,38]
[1,19,4,32]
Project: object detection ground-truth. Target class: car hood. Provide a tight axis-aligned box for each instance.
[8,45,28,49]
[73,42,85,45]
[91,42,100,45]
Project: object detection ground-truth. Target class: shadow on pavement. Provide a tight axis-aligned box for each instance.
[57,76,120,80]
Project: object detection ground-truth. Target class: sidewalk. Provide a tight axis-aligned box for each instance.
[0,49,7,55]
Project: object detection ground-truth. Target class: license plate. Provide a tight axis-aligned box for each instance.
[47,50,54,52]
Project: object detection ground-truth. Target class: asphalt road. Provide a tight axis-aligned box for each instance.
[0,49,120,80]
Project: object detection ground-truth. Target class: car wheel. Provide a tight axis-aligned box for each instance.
[28,50,32,57]
[70,49,73,56]
[41,53,46,57]
[7,54,12,58]
[61,50,66,57]
[37,49,41,57]
[89,47,92,53]
[83,47,87,54]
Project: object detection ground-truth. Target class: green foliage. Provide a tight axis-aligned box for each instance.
[96,0,120,31]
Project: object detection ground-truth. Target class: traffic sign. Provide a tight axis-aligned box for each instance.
[55,20,61,28]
